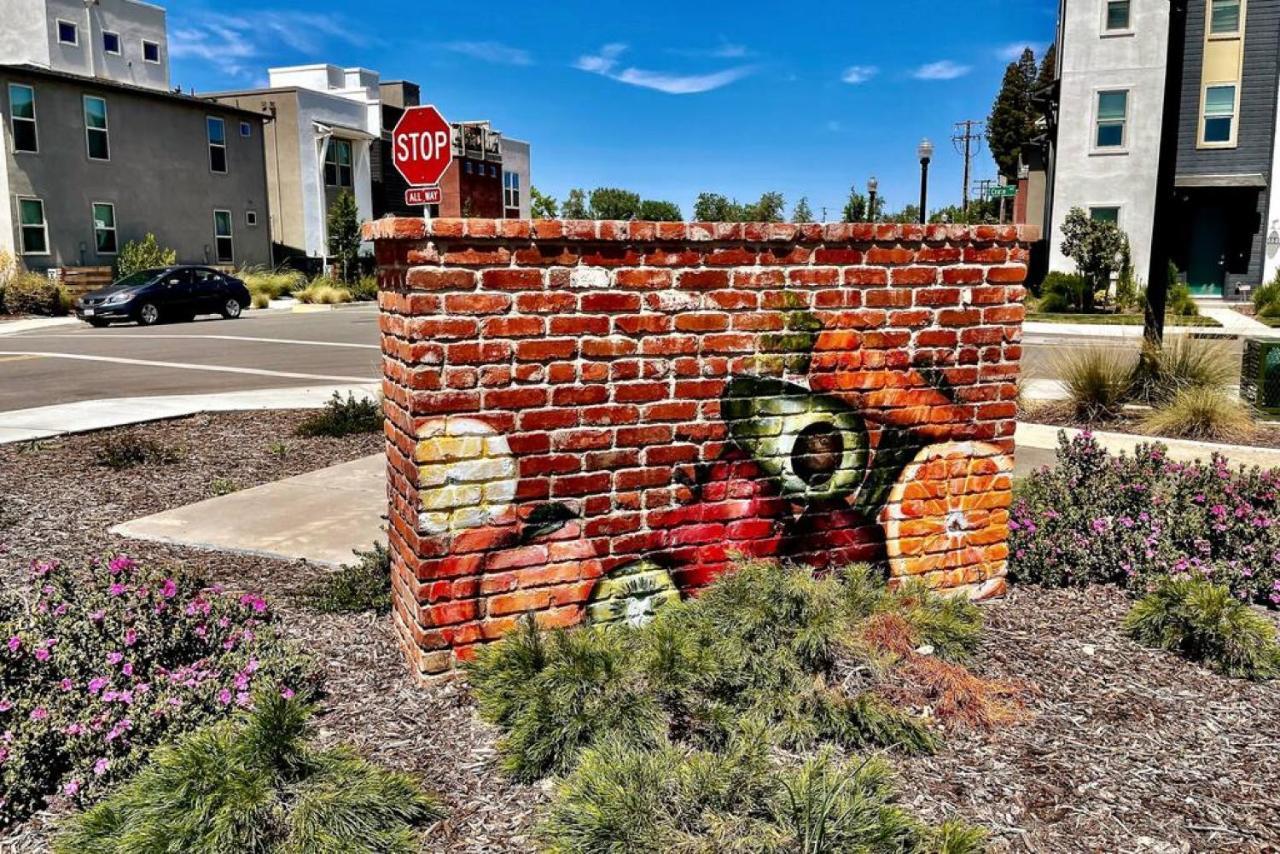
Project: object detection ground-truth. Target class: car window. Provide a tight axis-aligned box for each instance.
[163,270,190,288]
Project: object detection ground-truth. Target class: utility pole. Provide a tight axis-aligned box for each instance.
[952,120,985,218]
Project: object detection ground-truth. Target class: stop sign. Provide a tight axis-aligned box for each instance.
[392,105,453,187]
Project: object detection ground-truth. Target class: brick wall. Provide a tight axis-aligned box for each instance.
[365,217,1033,677]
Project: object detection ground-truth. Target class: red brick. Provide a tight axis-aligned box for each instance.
[986,265,1028,284]
[615,269,673,290]
[890,266,937,286]
[675,313,730,332]
[679,270,730,290]
[483,316,544,338]
[481,269,544,290]
[550,315,610,336]
[865,246,915,265]
[516,338,578,361]
[516,292,576,313]
[406,269,476,291]
[915,288,962,306]
[444,293,512,315]
[581,292,642,313]
[844,267,889,286]
[484,388,548,409]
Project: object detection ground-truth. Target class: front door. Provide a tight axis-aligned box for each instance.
[1188,204,1227,297]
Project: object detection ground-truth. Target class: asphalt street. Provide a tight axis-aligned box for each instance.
[0,306,383,412]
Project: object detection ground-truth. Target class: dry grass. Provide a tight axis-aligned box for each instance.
[886,656,1032,730]
[1141,387,1256,443]
[1055,345,1135,421]
[294,282,354,305]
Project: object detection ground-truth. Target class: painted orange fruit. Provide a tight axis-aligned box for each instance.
[879,442,1013,599]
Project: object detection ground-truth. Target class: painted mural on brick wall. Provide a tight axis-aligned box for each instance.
[413,322,1014,632]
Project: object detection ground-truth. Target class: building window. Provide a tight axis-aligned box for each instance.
[19,198,48,255]
[57,20,78,46]
[83,96,109,160]
[102,31,121,55]
[213,210,234,263]
[142,40,160,63]
[464,161,473,175]
[1210,0,1242,35]
[1203,84,1238,144]
[1095,90,1128,149]
[240,121,252,138]
[207,117,227,173]
[1104,0,1131,30]
[503,171,521,208]
[324,139,352,187]
[246,210,259,227]
[8,84,37,153]
[1090,206,1121,224]
[92,202,117,254]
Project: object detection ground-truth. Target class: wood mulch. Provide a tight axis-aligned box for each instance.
[2,413,1279,853]
[1022,401,1280,452]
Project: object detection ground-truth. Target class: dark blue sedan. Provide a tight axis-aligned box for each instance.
[75,266,251,327]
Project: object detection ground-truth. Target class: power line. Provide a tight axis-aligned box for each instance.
[952,120,985,215]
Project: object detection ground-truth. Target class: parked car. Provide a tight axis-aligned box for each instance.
[75,267,250,327]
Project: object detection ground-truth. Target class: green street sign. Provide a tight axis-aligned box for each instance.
[987,185,1017,199]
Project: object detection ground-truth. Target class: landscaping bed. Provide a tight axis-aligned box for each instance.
[3,415,1279,852]
[1022,401,1280,450]
[1027,312,1221,328]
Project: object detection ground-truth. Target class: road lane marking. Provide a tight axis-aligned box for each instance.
[0,354,43,363]
[0,351,374,383]
[26,334,380,350]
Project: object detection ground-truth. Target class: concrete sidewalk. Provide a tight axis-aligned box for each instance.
[0,316,81,337]
[0,383,380,444]
[1024,306,1275,340]
[107,424,1280,569]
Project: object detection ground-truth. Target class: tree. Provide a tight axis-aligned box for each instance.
[588,187,642,220]
[882,204,921,224]
[561,188,589,219]
[1060,206,1128,313]
[530,186,558,219]
[116,233,177,278]
[638,199,682,221]
[327,191,361,282]
[842,187,867,223]
[693,192,742,222]
[987,47,1038,179]
[1036,43,1057,94]
[743,191,786,223]
[792,197,814,223]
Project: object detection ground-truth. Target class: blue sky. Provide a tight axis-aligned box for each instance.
[168,0,1059,220]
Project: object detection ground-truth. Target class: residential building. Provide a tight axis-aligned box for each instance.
[0,0,272,271]
[209,69,534,267]
[1045,0,1280,298]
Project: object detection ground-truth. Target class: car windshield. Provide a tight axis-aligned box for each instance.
[112,270,165,289]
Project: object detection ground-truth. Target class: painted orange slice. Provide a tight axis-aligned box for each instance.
[879,442,1014,597]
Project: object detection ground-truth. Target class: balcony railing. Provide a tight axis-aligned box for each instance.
[451,122,504,162]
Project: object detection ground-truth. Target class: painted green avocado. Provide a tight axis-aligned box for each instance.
[721,376,870,502]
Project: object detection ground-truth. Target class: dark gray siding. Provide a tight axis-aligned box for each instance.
[1176,0,1280,289]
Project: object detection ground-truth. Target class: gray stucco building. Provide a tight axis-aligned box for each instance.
[0,0,272,271]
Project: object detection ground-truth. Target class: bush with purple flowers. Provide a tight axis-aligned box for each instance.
[1010,432,1280,607]
[0,555,318,827]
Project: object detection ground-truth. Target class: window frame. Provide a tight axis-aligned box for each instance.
[246,210,259,227]
[56,19,78,46]
[83,95,110,162]
[141,39,161,64]
[1089,205,1123,225]
[92,202,118,255]
[18,197,50,256]
[1102,0,1133,34]
[102,31,121,55]
[1208,0,1245,38]
[240,120,252,138]
[1092,88,1130,152]
[213,209,234,264]
[8,83,38,154]
[1199,82,1240,147]
[323,138,353,188]
[207,116,228,174]
[503,171,521,208]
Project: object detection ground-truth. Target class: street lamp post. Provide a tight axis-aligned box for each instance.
[917,139,934,225]
[867,176,878,222]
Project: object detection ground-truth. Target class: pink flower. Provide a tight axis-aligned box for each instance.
[34,648,50,662]
[88,677,108,695]
[280,687,295,700]
[90,610,106,623]
[124,629,137,647]
[108,555,137,575]
[108,583,126,597]
[93,758,110,776]
[106,652,123,666]
[6,637,20,653]
[161,579,178,599]
[63,779,81,798]
[60,679,74,692]
[217,689,232,705]
[30,707,48,721]
[0,700,11,713]
[122,662,134,677]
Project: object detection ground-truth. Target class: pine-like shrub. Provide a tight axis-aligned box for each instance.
[55,691,443,853]
[0,557,317,827]
[1010,432,1280,606]
[537,735,983,854]
[305,542,392,615]
[295,392,382,438]
[1124,575,1280,680]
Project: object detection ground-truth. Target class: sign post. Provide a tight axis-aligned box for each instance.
[391,105,453,221]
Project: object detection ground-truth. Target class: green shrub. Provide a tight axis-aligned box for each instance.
[1055,345,1134,420]
[1254,270,1280,318]
[116,233,176,279]
[349,276,379,302]
[1129,335,1234,405]
[1036,272,1088,313]
[306,542,392,615]
[295,392,383,438]
[537,735,982,854]
[1166,281,1200,317]
[55,691,443,854]
[1140,386,1255,443]
[210,477,240,496]
[1124,575,1280,680]
[94,435,185,470]
[0,556,318,826]
[2,272,68,316]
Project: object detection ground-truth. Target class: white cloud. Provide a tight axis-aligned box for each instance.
[841,65,879,84]
[169,10,371,80]
[997,41,1048,62]
[575,43,753,94]
[668,41,751,59]
[440,41,532,66]
[912,60,972,81]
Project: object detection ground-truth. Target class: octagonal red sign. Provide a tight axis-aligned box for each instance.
[392,105,453,187]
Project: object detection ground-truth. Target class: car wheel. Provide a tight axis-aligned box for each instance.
[136,303,161,326]
[221,298,244,320]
